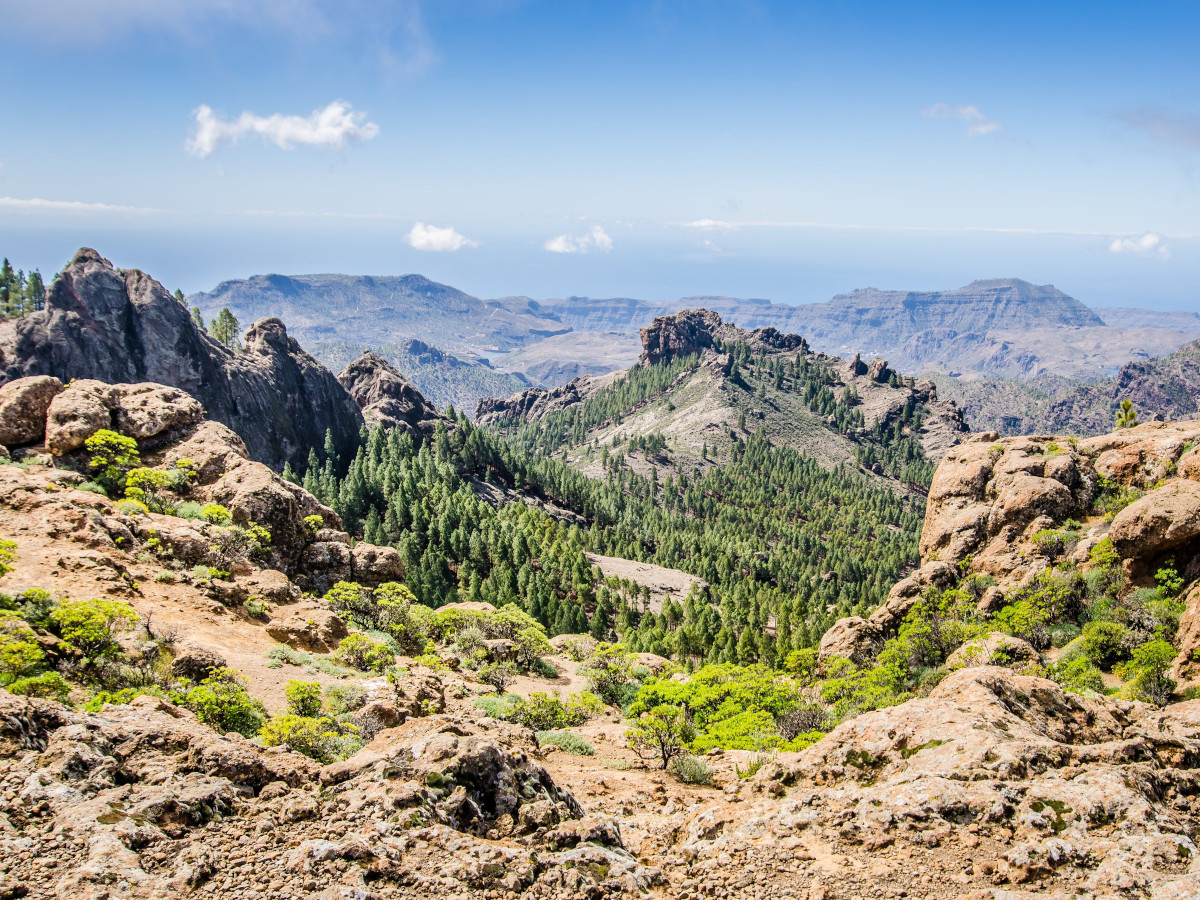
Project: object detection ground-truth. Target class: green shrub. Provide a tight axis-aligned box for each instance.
[1080,621,1129,669]
[245,599,269,619]
[0,613,44,681]
[474,693,518,719]
[266,644,311,668]
[0,541,14,579]
[85,429,139,496]
[691,708,781,752]
[258,714,362,764]
[201,503,231,525]
[580,643,639,705]
[669,754,712,784]
[123,467,172,512]
[7,671,72,703]
[1117,640,1177,706]
[333,633,394,673]
[477,661,519,692]
[285,680,323,717]
[324,683,367,716]
[325,582,429,654]
[536,730,596,755]
[114,498,150,517]
[508,691,605,730]
[303,514,324,534]
[1047,655,1105,695]
[179,668,266,737]
[736,750,777,779]
[153,570,176,584]
[49,598,138,661]
[1048,623,1081,649]
[172,500,205,520]
[77,481,108,497]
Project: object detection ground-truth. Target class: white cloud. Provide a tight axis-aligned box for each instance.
[922,103,1002,137]
[1109,232,1170,259]
[544,225,613,254]
[187,100,379,158]
[405,222,478,252]
[0,196,162,214]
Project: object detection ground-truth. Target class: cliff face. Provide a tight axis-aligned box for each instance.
[0,249,363,471]
[337,351,446,440]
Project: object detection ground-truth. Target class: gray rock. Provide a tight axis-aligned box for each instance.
[337,351,446,440]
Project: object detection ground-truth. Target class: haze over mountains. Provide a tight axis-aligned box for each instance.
[194,274,1200,414]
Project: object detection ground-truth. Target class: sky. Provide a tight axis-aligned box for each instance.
[1,0,1199,309]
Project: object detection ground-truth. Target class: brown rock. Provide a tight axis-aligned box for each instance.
[161,420,249,484]
[0,375,62,447]
[816,616,881,665]
[946,632,1039,670]
[265,607,348,653]
[1110,480,1200,561]
[44,379,203,456]
[169,640,228,681]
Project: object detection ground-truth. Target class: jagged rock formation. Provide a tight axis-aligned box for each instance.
[819,420,1200,693]
[337,350,446,440]
[939,338,1200,437]
[476,372,617,426]
[0,249,363,471]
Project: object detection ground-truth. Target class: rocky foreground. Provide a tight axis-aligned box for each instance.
[1,373,1200,897]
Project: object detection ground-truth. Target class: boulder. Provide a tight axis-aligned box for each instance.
[160,420,250,484]
[169,640,228,681]
[816,616,881,665]
[44,379,203,456]
[945,632,1039,671]
[265,607,348,653]
[241,568,297,604]
[0,375,62,446]
[865,561,956,636]
[350,542,404,584]
[1110,480,1200,562]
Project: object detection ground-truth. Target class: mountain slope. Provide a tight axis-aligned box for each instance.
[935,337,1200,435]
[0,249,363,470]
[191,273,568,358]
[479,309,968,491]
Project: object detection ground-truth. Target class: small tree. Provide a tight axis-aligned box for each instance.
[49,598,138,661]
[580,642,638,705]
[1115,399,1138,429]
[628,704,695,769]
[333,633,394,673]
[1118,639,1177,706]
[0,613,45,682]
[85,429,140,497]
[191,306,206,332]
[211,307,241,348]
[181,667,266,736]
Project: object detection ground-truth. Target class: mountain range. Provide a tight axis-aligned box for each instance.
[192,274,1200,416]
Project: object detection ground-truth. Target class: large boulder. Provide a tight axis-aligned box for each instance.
[1109,479,1200,562]
[265,606,348,653]
[816,616,881,665]
[44,379,203,456]
[0,375,62,447]
[160,420,250,483]
[945,631,1039,671]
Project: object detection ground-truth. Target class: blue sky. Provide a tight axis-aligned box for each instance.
[1,1,1198,308]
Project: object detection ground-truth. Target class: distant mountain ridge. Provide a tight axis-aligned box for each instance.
[191,273,1200,390]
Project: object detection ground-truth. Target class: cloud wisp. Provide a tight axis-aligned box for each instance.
[922,103,1002,137]
[544,226,613,254]
[187,100,380,158]
[1109,233,1170,259]
[0,196,163,214]
[406,223,478,252]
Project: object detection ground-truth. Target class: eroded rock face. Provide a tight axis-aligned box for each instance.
[475,373,614,426]
[44,379,204,456]
[337,351,446,439]
[0,375,63,447]
[0,248,363,470]
[1110,479,1200,561]
[639,309,724,367]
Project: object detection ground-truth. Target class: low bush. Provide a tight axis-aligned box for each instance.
[258,714,362,764]
[508,691,605,730]
[669,754,712,784]
[179,667,265,737]
[536,730,596,755]
[285,680,323,717]
[324,683,367,716]
[333,633,394,673]
[8,671,72,703]
[1080,620,1129,669]
[477,661,519,692]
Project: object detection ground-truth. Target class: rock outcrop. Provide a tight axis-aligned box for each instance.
[44,379,204,455]
[475,372,615,426]
[0,248,363,470]
[337,350,446,439]
[0,375,63,447]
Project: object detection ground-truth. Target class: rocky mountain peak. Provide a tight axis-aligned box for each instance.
[638,308,724,367]
[0,248,363,471]
[337,351,446,440]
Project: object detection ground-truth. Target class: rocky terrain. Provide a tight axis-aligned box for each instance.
[0,250,363,471]
[337,351,448,441]
[2,376,1200,898]
[938,339,1200,437]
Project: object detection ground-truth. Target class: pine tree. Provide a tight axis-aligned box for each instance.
[1115,399,1138,429]
[191,307,207,333]
[210,307,241,348]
